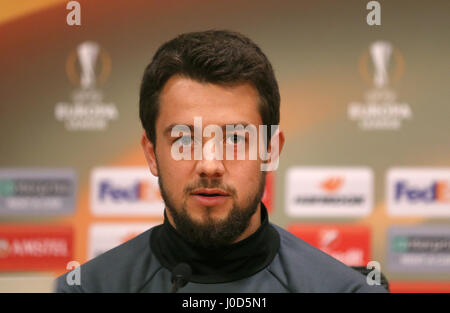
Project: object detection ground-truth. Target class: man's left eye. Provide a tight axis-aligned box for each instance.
[225,134,245,145]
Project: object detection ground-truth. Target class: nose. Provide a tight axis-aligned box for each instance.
[194,138,225,178]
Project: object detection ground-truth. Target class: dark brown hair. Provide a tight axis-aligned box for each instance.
[139,30,280,147]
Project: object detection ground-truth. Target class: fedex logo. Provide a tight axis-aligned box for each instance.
[91,167,164,217]
[395,181,450,203]
[387,168,450,217]
[98,180,158,202]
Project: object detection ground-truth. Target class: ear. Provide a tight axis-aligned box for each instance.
[261,127,285,172]
[141,132,159,177]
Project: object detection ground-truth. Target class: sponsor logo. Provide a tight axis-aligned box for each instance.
[55,41,118,131]
[0,225,73,271]
[286,167,373,217]
[320,177,344,193]
[388,226,450,273]
[98,180,160,202]
[91,167,164,216]
[88,223,157,260]
[387,168,450,216]
[395,181,450,203]
[391,236,450,253]
[0,169,77,215]
[288,225,371,266]
[348,41,412,130]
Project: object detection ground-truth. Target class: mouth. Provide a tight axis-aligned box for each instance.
[190,188,230,206]
[191,188,230,196]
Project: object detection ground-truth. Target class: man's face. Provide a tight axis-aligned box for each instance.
[142,75,278,248]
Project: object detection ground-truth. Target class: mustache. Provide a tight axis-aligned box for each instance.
[185,178,237,197]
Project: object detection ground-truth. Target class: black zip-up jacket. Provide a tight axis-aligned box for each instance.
[55,203,387,293]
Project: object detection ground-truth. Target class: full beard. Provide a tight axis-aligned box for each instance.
[157,165,266,249]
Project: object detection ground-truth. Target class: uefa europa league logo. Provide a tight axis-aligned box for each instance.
[77,41,100,90]
[56,41,118,131]
[348,41,411,130]
[370,41,392,89]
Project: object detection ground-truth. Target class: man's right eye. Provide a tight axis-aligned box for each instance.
[175,136,193,146]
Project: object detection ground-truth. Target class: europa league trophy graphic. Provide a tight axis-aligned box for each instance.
[366,41,396,104]
[370,41,392,89]
[77,41,100,90]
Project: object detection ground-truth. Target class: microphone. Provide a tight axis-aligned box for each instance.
[170,263,192,293]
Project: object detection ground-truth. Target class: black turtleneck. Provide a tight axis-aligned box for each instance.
[150,202,280,284]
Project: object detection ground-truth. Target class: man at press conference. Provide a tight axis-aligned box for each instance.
[55,30,388,293]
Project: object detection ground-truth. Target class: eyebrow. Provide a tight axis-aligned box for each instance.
[163,122,252,138]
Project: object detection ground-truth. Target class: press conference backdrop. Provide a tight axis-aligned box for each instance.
[1,0,450,293]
